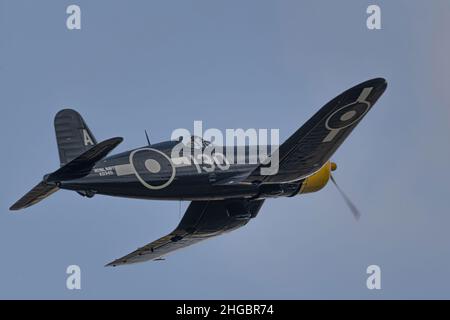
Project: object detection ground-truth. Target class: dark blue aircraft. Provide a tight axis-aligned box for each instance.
[10,78,387,266]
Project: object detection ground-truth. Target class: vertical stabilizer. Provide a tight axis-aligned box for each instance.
[54,109,97,166]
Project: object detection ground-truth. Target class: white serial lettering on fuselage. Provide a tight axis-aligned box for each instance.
[93,167,115,177]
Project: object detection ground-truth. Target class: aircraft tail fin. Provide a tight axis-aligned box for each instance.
[10,137,123,211]
[54,109,98,166]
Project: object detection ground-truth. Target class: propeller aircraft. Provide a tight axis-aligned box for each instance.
[10,78,387,266]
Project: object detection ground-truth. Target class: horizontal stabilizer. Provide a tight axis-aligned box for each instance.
[10,137,123,211]
[47,137,123,182]
[10,181,59,211]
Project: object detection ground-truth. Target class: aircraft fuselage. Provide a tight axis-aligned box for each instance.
[59,141,304,201]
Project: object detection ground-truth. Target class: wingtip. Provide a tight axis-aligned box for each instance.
[105,258,129,267]
[105,260,120,267]
[360,77,387,88]
[9,203,22,211]
[374,77,387,83]
[375,77,388,88]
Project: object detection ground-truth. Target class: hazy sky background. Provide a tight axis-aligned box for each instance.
[1,0,450,299]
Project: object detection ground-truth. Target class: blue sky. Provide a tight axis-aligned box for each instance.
[1,0,450,299]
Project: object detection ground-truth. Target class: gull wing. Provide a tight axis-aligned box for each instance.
[246,78,387,183]
[107,199,264,266]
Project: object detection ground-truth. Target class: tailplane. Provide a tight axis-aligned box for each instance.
[10,137,123,211]
[9,181,59,211]
[10,109,123,211]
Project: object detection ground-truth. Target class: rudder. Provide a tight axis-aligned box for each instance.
[54,109,97,166]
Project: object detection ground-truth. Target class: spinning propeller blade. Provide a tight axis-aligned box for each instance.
[330,174,361,221]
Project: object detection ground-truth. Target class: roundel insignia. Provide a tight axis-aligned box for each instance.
[130,148,176,190]
[325,102,370,131]
[322,86,374,143]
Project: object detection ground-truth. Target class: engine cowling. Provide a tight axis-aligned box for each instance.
[255,161,337,199]
[297,161,337,194]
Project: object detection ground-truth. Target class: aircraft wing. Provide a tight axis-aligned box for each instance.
[106,199,265,266]
[246,78,388,183]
